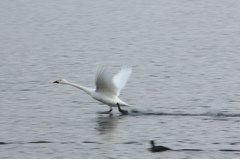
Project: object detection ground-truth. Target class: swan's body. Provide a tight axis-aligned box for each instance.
[53,66,132,114]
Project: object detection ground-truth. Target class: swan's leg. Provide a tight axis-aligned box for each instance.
[98,107,112,114]
[107,107,113,113]
[117,103,128,114]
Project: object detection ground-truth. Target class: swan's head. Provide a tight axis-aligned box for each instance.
[53,79,69,84]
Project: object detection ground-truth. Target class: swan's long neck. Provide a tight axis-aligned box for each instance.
[65,81,94,95]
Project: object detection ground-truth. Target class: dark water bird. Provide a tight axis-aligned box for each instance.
[149,140,171,152]
[149,140,204,153]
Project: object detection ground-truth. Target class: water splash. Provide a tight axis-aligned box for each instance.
[129,98,154,114]
[206,96,229,116]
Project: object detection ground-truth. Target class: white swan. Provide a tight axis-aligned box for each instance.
[53,66,132,114]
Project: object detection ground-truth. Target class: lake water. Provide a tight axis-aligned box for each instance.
[1,0,240,158]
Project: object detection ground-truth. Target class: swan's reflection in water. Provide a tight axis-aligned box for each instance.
[95,114,123,135]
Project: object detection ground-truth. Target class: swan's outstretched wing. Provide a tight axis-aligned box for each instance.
[113,66,132,96]
[95,67,118,96]
[95,66,132,96]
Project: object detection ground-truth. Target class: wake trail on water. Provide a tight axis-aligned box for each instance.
[128,96,239,117]
[128,109,240,117]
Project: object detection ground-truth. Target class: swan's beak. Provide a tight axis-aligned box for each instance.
[53,80,60,83]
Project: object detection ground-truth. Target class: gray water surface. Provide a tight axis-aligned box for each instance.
[1,0,240,158]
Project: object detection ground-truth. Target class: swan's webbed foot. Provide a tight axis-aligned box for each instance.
[117,103,128,115]
[98,107,113,114]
